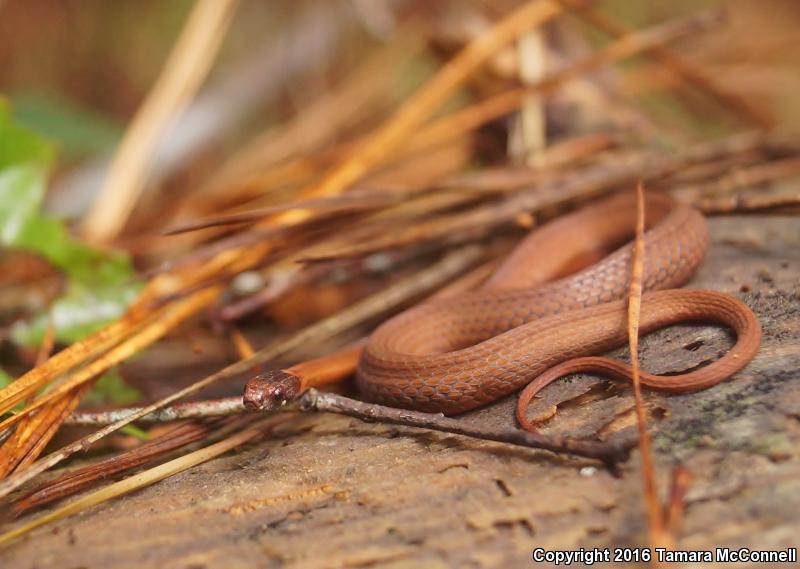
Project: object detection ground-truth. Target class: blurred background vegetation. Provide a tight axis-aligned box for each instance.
[1,1,798,172]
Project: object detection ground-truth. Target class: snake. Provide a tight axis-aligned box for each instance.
[355,192,762,418]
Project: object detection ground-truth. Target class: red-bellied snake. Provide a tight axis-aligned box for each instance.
[355,192,762,421]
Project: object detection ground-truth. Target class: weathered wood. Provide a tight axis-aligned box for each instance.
[2,215,799,568]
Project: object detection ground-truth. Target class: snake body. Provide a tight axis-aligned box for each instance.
[356,192,761,415]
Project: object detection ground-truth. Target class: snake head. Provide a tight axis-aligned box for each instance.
[243,370,301,411]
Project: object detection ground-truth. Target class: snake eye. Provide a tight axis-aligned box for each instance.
[269,386,288,407]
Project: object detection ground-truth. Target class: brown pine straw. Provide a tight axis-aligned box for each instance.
[164,133,796,323]
[296,0,568,206]
[0,323,67,478]
[557,0,773,128]
[201,0,571,232]
[161,133,613,237]
[665,466,692,538]
[194,35,426,206]
[11,418,231,516]
[197,7,724,220]
[0,415,291,547]
[409,8,725,157]
[0,383,93,478]
[164,132,616,239]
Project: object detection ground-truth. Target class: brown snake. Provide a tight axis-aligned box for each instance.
[356,192,762,418]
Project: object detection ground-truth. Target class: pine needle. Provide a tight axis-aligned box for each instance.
[627,182,669,549]
[0,415,288,547]
[12,419,227,515]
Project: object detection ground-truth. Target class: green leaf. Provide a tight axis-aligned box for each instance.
[120,424,151,441]
[0,368,12,389]
[83,369,142,407]
[0,164,48,246]
[0,99,54,170]
[11,92,121,161]
[12,281,140,346]
[0,103,143,347]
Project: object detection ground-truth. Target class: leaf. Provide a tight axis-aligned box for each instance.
[0,103,142,346]
[0,369,12,390]
[83,369,142,407]
[120,425,151,442]
[0,99,54,170]
[11,92,121,161]
[11,282,139,347]
[0,165,48,244]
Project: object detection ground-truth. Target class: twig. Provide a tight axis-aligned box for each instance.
[66,397,247,426]
[163,191,403,236]
[696,187,800,214]
[674,155,800,202]
[294,389,632,464]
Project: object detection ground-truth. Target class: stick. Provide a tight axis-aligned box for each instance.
[296,389,632,464]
